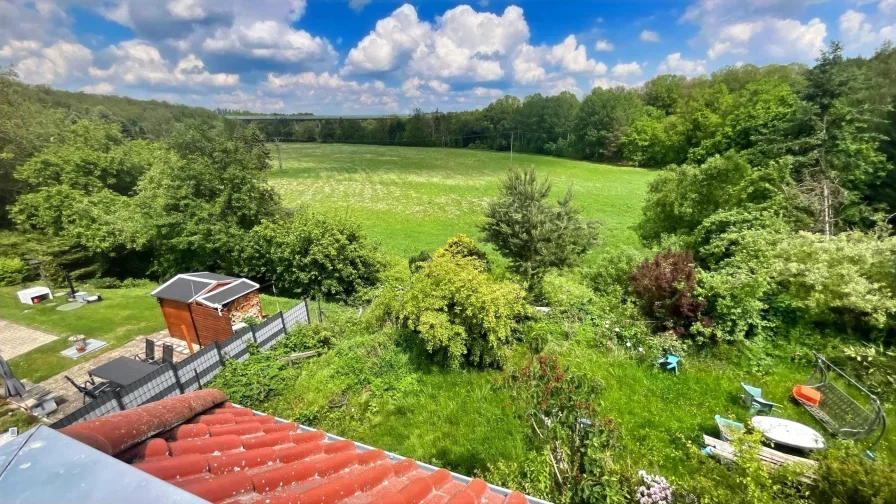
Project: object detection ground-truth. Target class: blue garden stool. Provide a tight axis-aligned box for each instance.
[741,383,780,415]
[656,354,680,374]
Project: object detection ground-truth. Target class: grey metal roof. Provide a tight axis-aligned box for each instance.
[188,272,239,282]
[0,426,206,504]
[150,277,214,303]
[196,279,259,307]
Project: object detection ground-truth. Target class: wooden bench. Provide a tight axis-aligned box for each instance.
[703,435,817,484]
[277,350,322,367]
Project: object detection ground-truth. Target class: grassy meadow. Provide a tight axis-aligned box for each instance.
[268,143,656,260]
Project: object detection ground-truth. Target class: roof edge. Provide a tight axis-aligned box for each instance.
[241,405,553,504]
[194,279,261,309]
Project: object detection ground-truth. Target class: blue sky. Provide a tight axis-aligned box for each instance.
[1,1,894,113]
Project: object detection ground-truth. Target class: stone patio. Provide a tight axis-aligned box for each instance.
[0,319,57,359]
[40,330,192,422]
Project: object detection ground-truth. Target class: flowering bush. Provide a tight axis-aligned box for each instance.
[636,471,674,504]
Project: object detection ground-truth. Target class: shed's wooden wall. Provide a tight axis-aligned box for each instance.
[159,299,199,347]
[190,303,235,346]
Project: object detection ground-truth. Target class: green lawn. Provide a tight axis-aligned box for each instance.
[0,281,302,382]
[316,341,896,486]
[269,143,656,260]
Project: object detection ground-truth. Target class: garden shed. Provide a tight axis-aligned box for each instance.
[150,272,261,347]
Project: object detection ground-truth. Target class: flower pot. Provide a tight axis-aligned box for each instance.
[70,335,87,353]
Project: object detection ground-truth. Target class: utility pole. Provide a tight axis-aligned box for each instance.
[510,131,514,163]
[274,137,283,170]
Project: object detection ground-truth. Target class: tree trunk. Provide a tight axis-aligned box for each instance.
[822,179,832,238]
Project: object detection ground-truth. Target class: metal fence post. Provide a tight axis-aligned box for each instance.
[280,310,287,332]
[214,340,226,365]
[194,369,202,390]
[170,362,184,394]
[113,389,126,411]
[249,324,258,343]
[304,299,311,324]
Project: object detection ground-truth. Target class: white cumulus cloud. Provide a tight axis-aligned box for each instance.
[547,35,607,75]
[681,0,827,62]
[1,40,93,85]
[90,41,238,87]
[512,43,546,84]
[657,53,707,77]
[611,61,642,78]
[202,21,336,64]
[839,9,896,49]
[590,77,627,90]
[343,4,528,82]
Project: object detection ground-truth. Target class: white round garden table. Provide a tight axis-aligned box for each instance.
[750,416,826,451]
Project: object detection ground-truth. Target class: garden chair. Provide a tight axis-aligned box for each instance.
[134,338,156,363]
[160,343,174,364]
[796,352,887,455]
[64,375,113,405]
[741,383,780,415]
[656,354,680,374]
[714,414,744,442]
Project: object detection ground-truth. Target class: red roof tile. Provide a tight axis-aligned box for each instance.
[56,389,533,504]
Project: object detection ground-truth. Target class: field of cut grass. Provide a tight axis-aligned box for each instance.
[268,143,656,260]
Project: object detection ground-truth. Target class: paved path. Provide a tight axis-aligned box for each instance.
[0,320,57,360]
[40,330,191,422]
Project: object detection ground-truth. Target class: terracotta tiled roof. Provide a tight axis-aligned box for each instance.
[57,390,533,504]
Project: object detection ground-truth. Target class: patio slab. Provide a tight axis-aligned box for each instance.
[59,339,107,358]
[0,320,58,360]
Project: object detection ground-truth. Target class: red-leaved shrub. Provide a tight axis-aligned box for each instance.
[629,249,708,336]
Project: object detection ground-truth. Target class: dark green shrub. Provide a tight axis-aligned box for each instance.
[812,442,896,504]
[584,249,643,297]
[121,278,153,288]
[237,207,384,302]
[408,250,431,272]
[209,344,290,410]
[93,277,122,289]
[278,323,338,354]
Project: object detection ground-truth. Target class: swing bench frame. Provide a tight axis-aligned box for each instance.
[797,352,887,450]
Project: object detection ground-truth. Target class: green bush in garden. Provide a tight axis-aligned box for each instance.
[236,207,385,302]
[811,442,896,504]
[0,256,27,286]
[371,236,529,368]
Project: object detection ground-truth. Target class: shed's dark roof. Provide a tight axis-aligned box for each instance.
[197,279,260,307]
[151,273,239,303]
[190,272,240,282]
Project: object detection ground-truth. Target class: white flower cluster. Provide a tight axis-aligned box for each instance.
[636,470,674,504]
